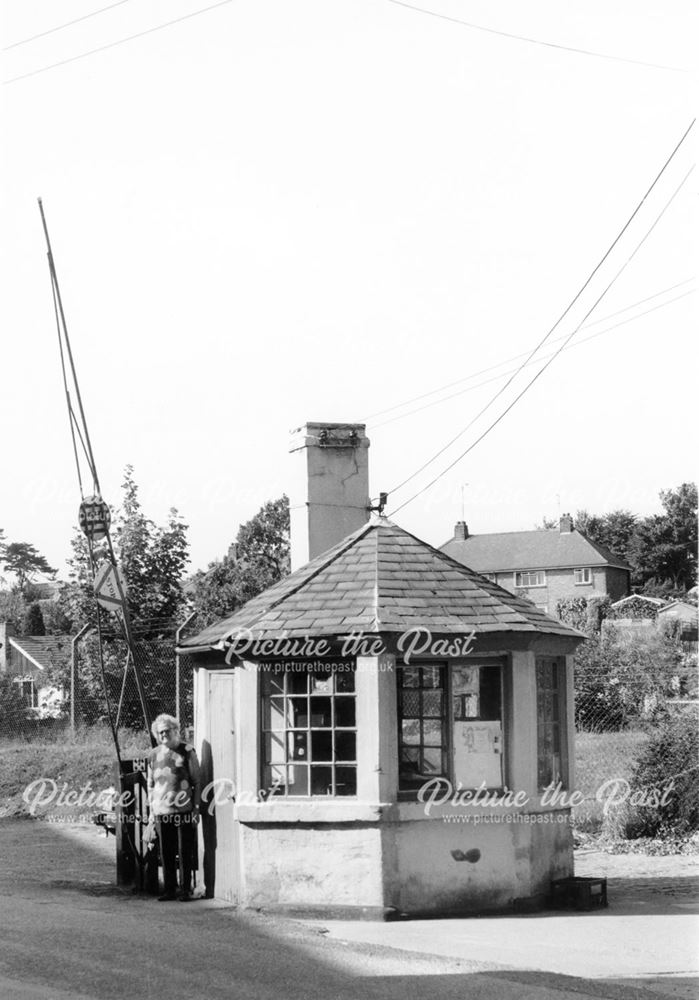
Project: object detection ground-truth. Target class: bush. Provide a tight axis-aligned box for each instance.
[628,713,699,838]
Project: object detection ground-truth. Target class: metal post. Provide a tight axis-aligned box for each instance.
[175,613,195,724]
[70,624,93,735]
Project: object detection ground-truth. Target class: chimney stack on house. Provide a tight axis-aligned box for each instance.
[559,513,574,533]
[453,521,469,541]
[289,422,370,572]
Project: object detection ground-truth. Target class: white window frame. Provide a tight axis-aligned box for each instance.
[514,570,546,588]
[574,567,592,585]
[260,662,357,797]
[14,676,38,708]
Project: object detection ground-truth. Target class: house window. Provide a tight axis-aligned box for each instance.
[398,661,505,792]
[261,662,357,796]
[15,677,37,708]
[398,664,448,791]
[515,570,546,588]
[574,567,592,585]
[536,657,567,790]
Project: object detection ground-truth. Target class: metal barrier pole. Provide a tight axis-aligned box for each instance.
[175,613,195,723]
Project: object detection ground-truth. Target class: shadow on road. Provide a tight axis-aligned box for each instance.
[1,819,695,1000]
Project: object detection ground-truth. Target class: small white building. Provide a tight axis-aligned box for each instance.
[179,424,583,916]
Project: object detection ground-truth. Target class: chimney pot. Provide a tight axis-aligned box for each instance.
[289,422,370,571]
[454,521,469,541]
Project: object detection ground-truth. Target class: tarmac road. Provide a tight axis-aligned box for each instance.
[0,818,694,1000]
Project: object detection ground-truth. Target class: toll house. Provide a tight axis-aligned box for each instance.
[179,423,583,916]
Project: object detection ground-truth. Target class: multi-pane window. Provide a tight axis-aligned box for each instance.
[398,664,447,791]
[515,570,546,588]
[398,661,505,792]
[574,567,592,585]
[262,662,357,796]
[536,657,566,789]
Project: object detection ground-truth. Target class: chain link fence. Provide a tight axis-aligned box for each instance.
[2,619,697,841]
[0,625,197,742]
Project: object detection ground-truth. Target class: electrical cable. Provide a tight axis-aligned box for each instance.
[386,119,695,497]
[385,0,686,73]
[365,278,695,424]
[388,163,694,518]
[3,1,133,51]
[371,288,694,429]
[4,0,237,85]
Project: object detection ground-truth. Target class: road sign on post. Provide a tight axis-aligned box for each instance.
[94,561,128,613]
[79,495,111,541]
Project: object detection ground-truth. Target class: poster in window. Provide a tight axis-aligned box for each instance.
[453,720,503,788]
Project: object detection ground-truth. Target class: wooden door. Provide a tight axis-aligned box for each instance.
[196,668,238,902]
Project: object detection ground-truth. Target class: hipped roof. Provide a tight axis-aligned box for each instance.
[181,517,581,651]
[441,528,631,573]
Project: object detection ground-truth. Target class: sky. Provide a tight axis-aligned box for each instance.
[1,0,696,583]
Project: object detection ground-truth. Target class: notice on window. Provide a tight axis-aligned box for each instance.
[453,721,503,788]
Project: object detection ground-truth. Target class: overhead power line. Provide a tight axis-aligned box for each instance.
[371,287,695,429]
[365,278,694,425]
[3,1,133,52]
[385,118,695,499]
[387,162,694,518]
[385,0,686,73]
[3,0,237,85]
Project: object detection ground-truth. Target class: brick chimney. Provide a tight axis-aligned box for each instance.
[454,521,469,541]
[289,422,370,571]
[559,513,573,533]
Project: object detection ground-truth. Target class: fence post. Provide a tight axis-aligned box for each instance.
[175,613,195,724]
[70,624,94,735]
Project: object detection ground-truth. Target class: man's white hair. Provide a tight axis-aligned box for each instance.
[151,713,180,739]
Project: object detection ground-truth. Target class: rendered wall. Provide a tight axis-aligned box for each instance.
[197,646,577,914]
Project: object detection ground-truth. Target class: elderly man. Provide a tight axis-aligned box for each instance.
[147,714,201,901]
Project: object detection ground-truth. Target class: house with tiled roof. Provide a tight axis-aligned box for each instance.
[440,514,631,616]
[178,423,584,916]
[0,623,69,717]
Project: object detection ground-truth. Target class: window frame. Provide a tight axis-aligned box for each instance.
[535,656,568,791]
[574,567,593,585]
[14,676,37,708]
[514,570,546,588]
[397,662,449,794]
[259,661,358,798]
[397,658,507,796]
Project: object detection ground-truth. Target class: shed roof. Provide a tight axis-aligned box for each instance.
[8,635,70,674]
[441,528,631,573]
[181,517,582,651]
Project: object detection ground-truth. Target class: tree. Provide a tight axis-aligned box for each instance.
[60,466,191,635]
[535,516,557,530]
[190,496,290,627]
[630,484,697,591]
[1,543,56,595]
[22,602,45,636]
[53,468,191,730]
[580,510,637,561]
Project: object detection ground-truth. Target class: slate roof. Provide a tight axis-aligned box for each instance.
[441,528,631,573]
[181,517,581,651]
